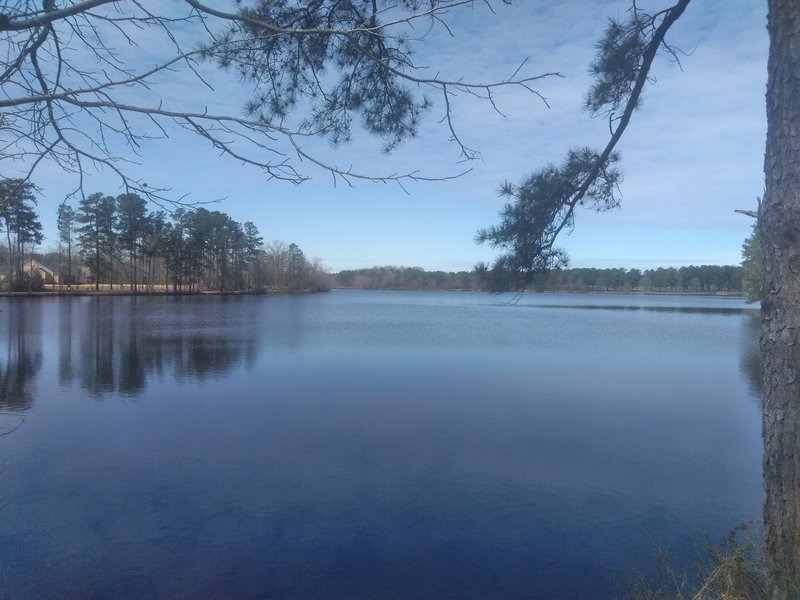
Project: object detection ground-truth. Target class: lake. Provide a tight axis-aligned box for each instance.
[0,290,763,598]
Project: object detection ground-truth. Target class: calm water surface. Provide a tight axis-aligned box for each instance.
[0,290,763,598]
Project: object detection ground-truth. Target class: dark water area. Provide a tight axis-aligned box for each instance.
[0,291,763,598]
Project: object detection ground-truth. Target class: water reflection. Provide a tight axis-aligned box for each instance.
[739,312,763,400]
[0,295,768,411]
[0,292,765,599]
[0,300,42,411]
[52,297,260,399]
[80,297,117,395]
[533,302,757,316]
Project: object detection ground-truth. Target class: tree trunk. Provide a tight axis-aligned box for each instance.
[67,237,72,289]
[131,245,137,293]
[94,244,100,291]
[6,228,13,289]
[761,1,800,597]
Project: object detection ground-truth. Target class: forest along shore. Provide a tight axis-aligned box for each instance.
[0,285,325,297]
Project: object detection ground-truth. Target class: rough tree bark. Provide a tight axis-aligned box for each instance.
[761,0,800,597]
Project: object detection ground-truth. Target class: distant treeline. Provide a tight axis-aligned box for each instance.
[335,267,481,291]
[0,179,331,293]
[334,265,744,294]
[530,265,743,293]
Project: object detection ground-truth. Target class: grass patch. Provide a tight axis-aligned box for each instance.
[621,525,766,600]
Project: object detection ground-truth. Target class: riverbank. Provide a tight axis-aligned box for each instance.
[0,285,326,297]
[333,286,748,297]
[1,286,747,299]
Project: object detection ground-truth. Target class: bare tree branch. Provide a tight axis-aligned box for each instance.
[0,0,556,204]
[477,0,691,291]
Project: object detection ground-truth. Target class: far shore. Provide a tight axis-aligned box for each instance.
[331,287,748,298]
[0,285,748,299]
[0,284,323,298]
[0,285,755,304]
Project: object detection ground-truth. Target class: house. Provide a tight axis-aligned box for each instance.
[22,258,58,284]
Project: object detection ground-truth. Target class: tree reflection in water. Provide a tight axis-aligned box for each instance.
[0,300,42,412]
[2,296,260,406]
[1,295,761,414]
[0,293,764,600]
[739,311,762,404]
[72,297,258,398]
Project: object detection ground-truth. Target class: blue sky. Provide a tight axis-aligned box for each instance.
[26,0,767,273]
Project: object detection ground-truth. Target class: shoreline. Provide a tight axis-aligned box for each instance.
[1,287,747,299]
[331,286,748,298]
[0,287,323,298]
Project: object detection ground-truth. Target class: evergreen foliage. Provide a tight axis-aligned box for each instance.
[0,179,43,291]
[57,203,76,286]
[585,14,648,116]
[336,264,743,294]
[475,148,622,289]
[75,193,117,291]
[202,0,429,152]
[741,222,762,303]
[53,188,330,293]
[1,179,331,294]
[335,266,479,291]
[476,0,691,291]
